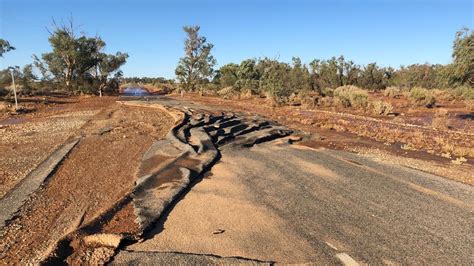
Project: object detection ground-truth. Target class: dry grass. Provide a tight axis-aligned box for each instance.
[217,86,239,99]
[383,86,402,98]
[409,87,436,108]
[466,100,474,111]
[334,85,368,109]
[370,100,394,115]
[431,108,449,129]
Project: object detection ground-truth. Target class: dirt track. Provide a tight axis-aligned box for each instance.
[0,98,174,263]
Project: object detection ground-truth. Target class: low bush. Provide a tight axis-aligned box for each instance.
[465,100,474,111]
[318,96,334,107]
[298,90,320,107]
[450,86,474,100]
[217,86,239,99]
[370,100,394,115]
[334,85,368,109]
[432,89,455,102]
[321,87,334,97]
[239,89,254,99]
[408,87,436,108]
[383,86,401,98]
[431,108,449,129]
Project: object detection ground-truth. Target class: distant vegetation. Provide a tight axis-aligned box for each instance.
[170,26,472,110]
[0,19,472,108]
[0,17,128,96]
[207,28,472,106]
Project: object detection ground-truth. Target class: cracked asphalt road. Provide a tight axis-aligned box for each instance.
[113,97,474,265]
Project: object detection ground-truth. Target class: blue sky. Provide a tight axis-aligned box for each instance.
[1,0,473,78]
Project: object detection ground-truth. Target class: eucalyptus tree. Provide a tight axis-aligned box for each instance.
[0,39,15,57]
[33,18,128,94]
[34,20,103,90]
[94,52,129,96]
[451,28,473,86]
[175,25,216,91]
[218,63,239,87]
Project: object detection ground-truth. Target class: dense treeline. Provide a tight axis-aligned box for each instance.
[174,26,472,104]
[0,18,128,96]
[213,29,472,102]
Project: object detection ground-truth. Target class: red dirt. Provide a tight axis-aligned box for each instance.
[0,97,174,264]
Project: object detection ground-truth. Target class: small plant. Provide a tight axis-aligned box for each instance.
[318,96,334,107]
[370,100,394,115]
[383,86,401,98]
[334,85,368,109]
[409,87,436,108]
[466,100,474,111]
[321,87,334,97]
[431,108,449,129]
[401,143,417,151]
[299,90,320,107]
[239,89,254,99]
[451,157,467,165]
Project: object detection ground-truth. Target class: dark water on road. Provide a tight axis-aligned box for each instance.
[121,87,150,96]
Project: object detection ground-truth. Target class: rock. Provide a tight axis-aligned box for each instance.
[212,229,225,234]
[83,233,122,248]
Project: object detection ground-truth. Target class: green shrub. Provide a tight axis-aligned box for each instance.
[409,87,436,108]
[334,85,368,108]
[451,86,474,100]
[370,100,394,115]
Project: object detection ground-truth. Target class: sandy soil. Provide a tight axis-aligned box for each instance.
[126,156,330,264]
[0,97,112,198]
[0,97,174,264]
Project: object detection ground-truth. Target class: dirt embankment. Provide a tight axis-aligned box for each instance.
[0,98,174,264]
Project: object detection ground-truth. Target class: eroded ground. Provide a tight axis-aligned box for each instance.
[0,94,472,264]
[0,97,174,263]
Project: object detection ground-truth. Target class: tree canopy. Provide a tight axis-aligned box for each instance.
[0,39,15,58]
[32,19,128,94]
[175,25,216,91]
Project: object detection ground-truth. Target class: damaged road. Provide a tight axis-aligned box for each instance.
[0,96,473,264]
[114,97,474,265]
